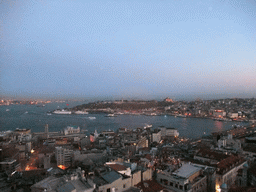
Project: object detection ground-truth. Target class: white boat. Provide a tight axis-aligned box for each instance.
[53,109,71,114]
[105,114,117,117]
[74,111,88,115]
[25,111,28,114]
[47,113,52,115]
[88,117,96,120]
[6,109,10,111]
[144,124,152,128]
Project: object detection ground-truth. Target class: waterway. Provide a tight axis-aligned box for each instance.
[0,101,249,139]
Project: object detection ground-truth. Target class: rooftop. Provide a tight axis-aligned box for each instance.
[172,163,201,179]
[101,170,121,183]
[135,179,166,192]
[107,164,127,171]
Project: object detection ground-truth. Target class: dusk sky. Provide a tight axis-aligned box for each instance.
[1,0,256,100]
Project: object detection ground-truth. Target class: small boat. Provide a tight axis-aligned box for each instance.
[105,114,117,117]
[25,111,28,114]
[88,117,96,120]
[47,113,52,115]
[6,109,10,111]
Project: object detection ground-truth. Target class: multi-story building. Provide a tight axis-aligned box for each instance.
[215,156,247,191]
[63,126,80,135]
[157,163,207,192]
[194,149,229,165]
[213,110,226,118]
[160,126,179,138]
[55,146,73,167]
[136,136,148,150]
[152,130,161,143]
[0,159,20,175]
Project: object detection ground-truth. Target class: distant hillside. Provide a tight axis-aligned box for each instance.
[72,100,174,111]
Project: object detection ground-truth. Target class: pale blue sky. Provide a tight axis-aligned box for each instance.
[1,0,256,100]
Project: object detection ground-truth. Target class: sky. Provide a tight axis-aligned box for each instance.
[1,0,256,100]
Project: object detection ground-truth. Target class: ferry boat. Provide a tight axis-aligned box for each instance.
[53,109,71,114]
[74,111,89,115]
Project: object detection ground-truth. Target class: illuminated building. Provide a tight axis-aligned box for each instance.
[213,110,226,118]
[55,146,73,167]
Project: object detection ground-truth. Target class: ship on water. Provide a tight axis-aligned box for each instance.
[52,109,72,114]
[74,111,89,115]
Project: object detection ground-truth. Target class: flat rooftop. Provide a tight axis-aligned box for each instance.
[172,164,201,178]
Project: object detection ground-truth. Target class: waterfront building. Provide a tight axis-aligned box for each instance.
[160,126,179,138]
[228,112,239,119]
[213,110,226,118]
[13,128,31,135]
[63,125,80,135]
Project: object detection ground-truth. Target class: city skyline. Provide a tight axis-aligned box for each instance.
[1,0,256,100]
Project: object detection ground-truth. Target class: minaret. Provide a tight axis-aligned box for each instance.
[45,124,49,139]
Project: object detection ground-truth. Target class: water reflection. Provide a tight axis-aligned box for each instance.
[214,121,224,132]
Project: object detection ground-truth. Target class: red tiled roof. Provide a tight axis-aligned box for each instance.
[217,155,245,175]
[108,164,127,171]
[195,149,229,161]
[135,180,166,192]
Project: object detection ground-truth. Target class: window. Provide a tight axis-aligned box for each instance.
[175,184,178,188]
[107,188,110,192]
[179,185,183,190]
[170,182,173,186]
[123,184,126,188]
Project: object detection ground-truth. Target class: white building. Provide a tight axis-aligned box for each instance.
[160,127,179,138]
[63,126,80,135]
[217,134,241,151]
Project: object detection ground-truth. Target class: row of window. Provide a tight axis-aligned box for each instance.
[159,179,188,190]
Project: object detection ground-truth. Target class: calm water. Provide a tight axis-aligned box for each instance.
[0,101,248,139]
